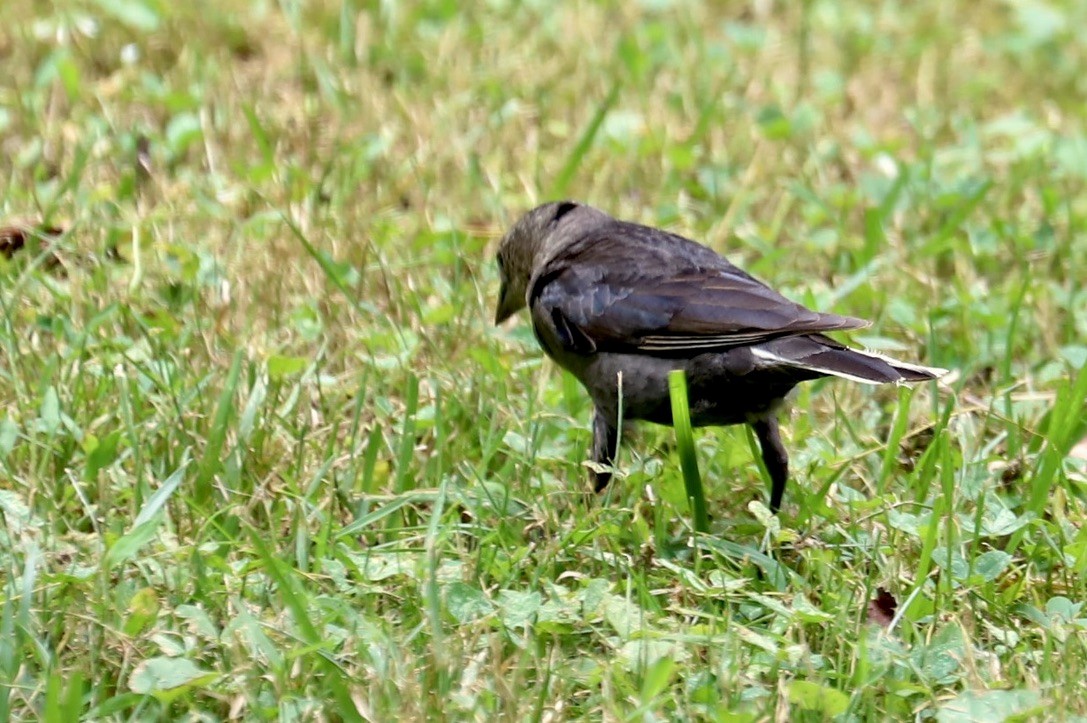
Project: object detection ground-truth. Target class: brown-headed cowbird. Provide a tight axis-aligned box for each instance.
[494,201,945,511]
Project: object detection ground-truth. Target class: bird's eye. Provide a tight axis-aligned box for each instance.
[552,201,578,223]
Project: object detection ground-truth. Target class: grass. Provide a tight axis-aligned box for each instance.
[1,0,1087,719]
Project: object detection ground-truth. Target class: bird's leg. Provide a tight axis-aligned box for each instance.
[752,418,789,513]
[591,407,618,492]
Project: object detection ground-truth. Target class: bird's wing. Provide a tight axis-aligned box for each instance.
[529,227,868,356]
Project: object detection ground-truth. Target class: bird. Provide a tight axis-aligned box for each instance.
[494,200,945,512]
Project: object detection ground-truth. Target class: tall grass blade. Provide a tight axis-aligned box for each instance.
[669,370,709,534]
[552,84,620,199]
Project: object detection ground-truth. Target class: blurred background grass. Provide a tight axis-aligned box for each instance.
[1,0,1086,719]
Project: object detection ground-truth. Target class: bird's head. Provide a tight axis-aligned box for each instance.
[494,200,585,325]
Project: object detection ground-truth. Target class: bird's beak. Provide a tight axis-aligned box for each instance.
[494,282,516,325]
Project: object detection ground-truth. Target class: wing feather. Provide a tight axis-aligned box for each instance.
[529,221,867,356]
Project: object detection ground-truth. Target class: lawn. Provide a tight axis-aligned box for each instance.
[2,0,1087,720]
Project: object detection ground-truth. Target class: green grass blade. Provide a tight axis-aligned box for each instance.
[281,211,378,316]
[1020,359,1087,524]
[395,373,419,493]
[669,370,708,534]
[247,529,363,723]
[551,83,620,199]
[194,349,243,505]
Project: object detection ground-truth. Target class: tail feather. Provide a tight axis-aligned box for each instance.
[752,336,946,385]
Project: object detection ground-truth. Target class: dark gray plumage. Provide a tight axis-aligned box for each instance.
[494,200,945,511]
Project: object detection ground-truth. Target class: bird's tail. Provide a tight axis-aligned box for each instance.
[752,335,947,385]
